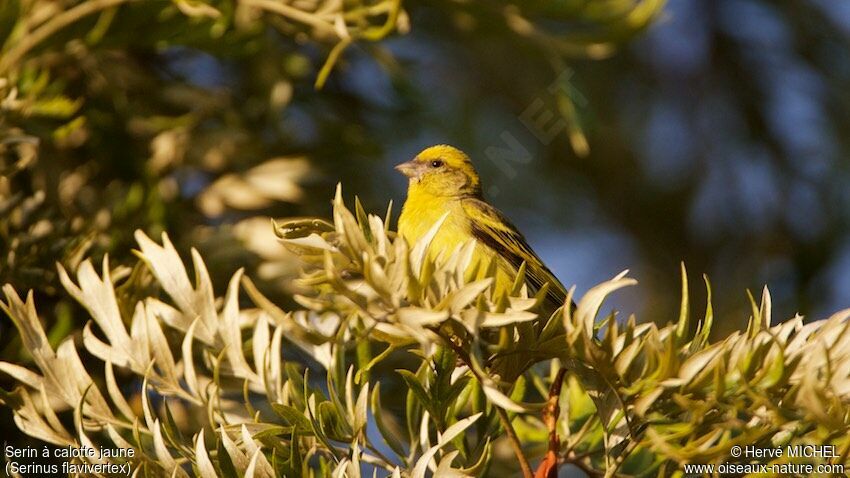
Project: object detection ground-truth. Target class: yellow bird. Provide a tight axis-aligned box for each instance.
[396,145,568,310]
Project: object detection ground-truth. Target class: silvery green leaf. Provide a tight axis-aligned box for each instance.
[181,318,202,399]
[634,388,664,416]
[507,296,538,311]
[458,437,491,476]
[105,361,136,421]
[152,419,178,470]
[397,307,449,327]
[418,411,431,464]
[239,424,274,478]
[134,230,195,312]
[0,361,44,389]
[332,458,352,478]
[219,426,250,472]
[773,314,803,344]
[282,233,338,252]
[439,240,476,284]
[411,413,481,478]
[575,271,637,334]
[274,216,335,239]
[446,278,492,313]
[365,254,393,299]
[679,346,723,383]
[144,304,178,386]
[7,388,73,446]
[481,382,526,413]
[614,340,642,377]
[371,383,407,460]
[368,214,389,257]
[675,262,689,344]
[244,449,260,478]
[134,231,217,344]
[73,387,106,465]
[240,423,260,455]
[221,269,258,381]
[195,429,217,478]
[127,303,153,371]
[143,298,196,343]
[354,381,369,434]
[1,287,58,383]
[55,339,113,419]
[372,322,416,345]
[478,310,538,328]
[333,185,371,258]
[37,383,69,441]
[409,212,448,279]
[82,321,129,368]
[251,313,270,388]
[434,450,472,477]
[759,285,772,328]
[268,324,284,400]
[105,423,134,450]
[58,257,133,356]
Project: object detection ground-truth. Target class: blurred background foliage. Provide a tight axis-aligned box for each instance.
[0,0,664,353]
[2,0,850,473]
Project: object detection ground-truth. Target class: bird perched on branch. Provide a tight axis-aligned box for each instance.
[396,145,568,311]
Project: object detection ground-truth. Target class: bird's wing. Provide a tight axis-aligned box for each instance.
[461,197,568,308]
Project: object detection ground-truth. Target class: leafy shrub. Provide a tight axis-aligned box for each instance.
[1,189,849,477]
[0,0,665,342]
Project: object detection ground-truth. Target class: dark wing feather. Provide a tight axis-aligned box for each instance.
[462,198,568,309]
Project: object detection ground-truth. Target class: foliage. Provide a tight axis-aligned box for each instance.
[0,0,665,319]
[0,0,405,294]
[0,1,671,467]
[1,190,849,477]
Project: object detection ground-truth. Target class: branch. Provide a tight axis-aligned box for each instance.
[433,328,534,478]
[494,402,534,478]
[563,451,606,478]
[534,367,567,478]
[0,0,137,75]
[238,0,338,38]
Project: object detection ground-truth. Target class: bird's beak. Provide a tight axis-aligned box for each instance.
[394,160,425,179]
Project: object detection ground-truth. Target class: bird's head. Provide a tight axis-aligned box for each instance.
[395,145,482,197]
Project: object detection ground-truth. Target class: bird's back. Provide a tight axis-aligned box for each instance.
[460,197,568,309]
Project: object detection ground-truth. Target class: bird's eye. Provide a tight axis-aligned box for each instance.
[430,160,444,168]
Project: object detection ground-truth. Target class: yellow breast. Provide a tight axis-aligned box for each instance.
[398,190,514,294]
[398,193,468,254]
